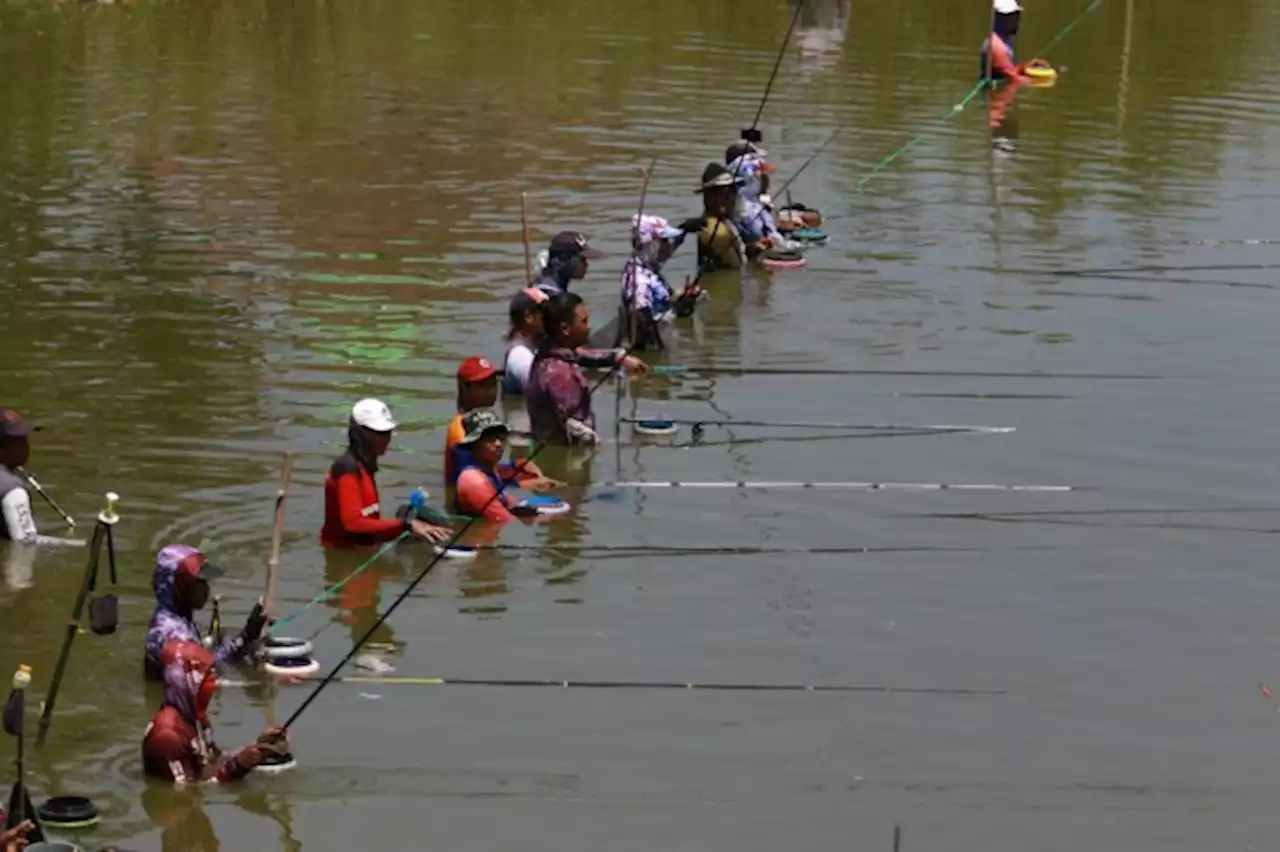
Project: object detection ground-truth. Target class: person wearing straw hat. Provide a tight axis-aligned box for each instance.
[0,409,39,545]
[142,639,288,784]
[323,398,452,548]
[686,163,759,271]
[619,214,702,351]
[144,544,268,680]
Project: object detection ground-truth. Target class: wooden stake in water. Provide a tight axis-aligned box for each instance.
[264,453,294,614]
[520,192,534,283]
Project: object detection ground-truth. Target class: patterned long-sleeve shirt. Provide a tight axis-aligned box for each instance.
[144,544,251,680]
[524,345,611,446]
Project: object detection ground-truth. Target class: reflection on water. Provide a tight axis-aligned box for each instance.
[3,0,1280,847]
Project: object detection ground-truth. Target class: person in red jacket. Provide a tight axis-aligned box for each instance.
[142,640,288,784]
[321,398,451,548]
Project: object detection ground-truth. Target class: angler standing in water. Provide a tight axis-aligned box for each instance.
[723,140,789,248]
[981,0,1029,84]
[525,292,647,446]
[691,163,752,271]
[0,410,39,544]
[531,232,604,298]
[619,214,702,351]
[142,640,288,784]
[144,544,269,680]
[501,288,550,396]
[322,398,452,548]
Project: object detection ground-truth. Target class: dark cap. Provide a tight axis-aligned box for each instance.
[547,231,603,260]
[0,410,39,439]
[741,128,764,143]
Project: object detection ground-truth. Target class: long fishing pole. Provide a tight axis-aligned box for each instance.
[329,676,1008,697]
[749,0,807,132]
[619,417,1013,434]
[281,354,634,731]
[263,453,294,615]
[16,467,73,528]
[773,128,840,200]
[650,365,1169,380]
[618,158,659,467]
[481,542,1055,556]
[601,480,1075,492]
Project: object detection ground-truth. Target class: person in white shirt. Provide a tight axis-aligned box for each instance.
[0,409,39,544]
[501,287,549,396]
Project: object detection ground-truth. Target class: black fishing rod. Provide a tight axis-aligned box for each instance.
[281,353,635,731]
[15,467,74,528]
[748,0,808,133]
[996,262,1280,278]
[652,365,1169,380]
[334,675,1007,697]
[773,127,840,200]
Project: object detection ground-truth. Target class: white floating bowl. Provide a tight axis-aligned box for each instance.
[434,544,479,561]
[633,419,680,437]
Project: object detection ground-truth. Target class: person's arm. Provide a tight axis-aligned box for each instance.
[505,346,535,392]
[544,363,601,445]
[333,473,405,540]
[1,488,38,544]
[145,727,251,784]
[456,469,519,523]
[498,458,543,483]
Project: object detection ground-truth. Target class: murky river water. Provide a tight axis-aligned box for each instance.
[3,0,1280,848]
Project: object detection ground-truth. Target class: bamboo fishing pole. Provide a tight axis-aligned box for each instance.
[520,192,534,283]
[36,492,118,747]
[264,453,294,615]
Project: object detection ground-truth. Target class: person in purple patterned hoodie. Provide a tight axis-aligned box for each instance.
[524,291,647,446]
[143,544,270,681]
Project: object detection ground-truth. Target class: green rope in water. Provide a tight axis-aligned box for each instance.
[846,0,1104,198]
[269,531,410,632]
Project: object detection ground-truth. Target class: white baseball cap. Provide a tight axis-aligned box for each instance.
[994,0,1022,12]
[351,398,398,432]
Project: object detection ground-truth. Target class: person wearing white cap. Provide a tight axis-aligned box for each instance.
[320,399,452,548]
[982,0,1028,84]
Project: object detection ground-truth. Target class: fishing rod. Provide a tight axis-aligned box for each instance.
[748,0,807,134]
[280,351,637,731]
[649,365,1170,380]
[619,417,1013,435]
[481,542,1056,556]
[15,467,74,528]
[618,157,659,468]
[330,675,1008,697]
[995,262,1280,278]
[600,480,1075,492]
[773,127,840,200]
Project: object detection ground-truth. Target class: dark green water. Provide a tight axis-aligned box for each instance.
[3,0,1280,848]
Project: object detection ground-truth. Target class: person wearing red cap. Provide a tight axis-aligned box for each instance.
[0,409,39,544]
[446,356,554,491]
[444,356,500,485]
[322,398,452,549]
[142,639,288,784]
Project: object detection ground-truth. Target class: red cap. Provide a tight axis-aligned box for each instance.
[457,356,497,384]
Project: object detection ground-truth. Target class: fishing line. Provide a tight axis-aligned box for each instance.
[480,542,1057,556]
[996,262,1280,278]
[650,365,1168,380]
[619,417,1013,435]
[600,480,1075,492]
[329,675,1007,697]
[280,355,632,731]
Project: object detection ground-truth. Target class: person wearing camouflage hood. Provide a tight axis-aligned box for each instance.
[143,543,269,680]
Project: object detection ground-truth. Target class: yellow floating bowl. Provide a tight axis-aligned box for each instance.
[1025,65,1058,80]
